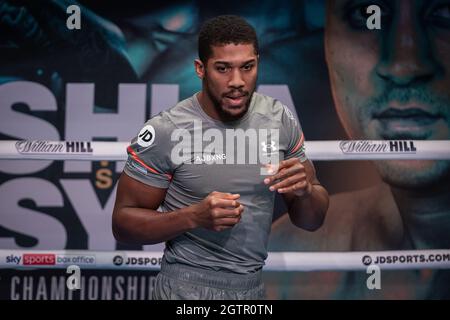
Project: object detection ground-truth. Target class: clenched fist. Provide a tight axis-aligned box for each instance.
[190,191,244,232]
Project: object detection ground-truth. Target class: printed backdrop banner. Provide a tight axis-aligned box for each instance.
[1,0,449,299]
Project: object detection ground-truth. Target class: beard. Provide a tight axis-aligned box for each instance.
[375,159,450,191]
[203,80,254,121]
[340,84,450,189]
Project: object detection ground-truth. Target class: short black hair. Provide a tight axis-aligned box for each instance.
[198,15,259,63]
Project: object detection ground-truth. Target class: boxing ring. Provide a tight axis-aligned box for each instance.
[1,139,450,272]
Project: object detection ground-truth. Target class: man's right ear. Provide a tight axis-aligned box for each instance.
[194,59,205,79]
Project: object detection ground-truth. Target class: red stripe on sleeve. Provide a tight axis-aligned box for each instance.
[127,146,173,181]
[291,133,305,154]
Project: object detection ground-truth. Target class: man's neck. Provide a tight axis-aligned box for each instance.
[197,91,221,121]
[390,182,450,249]
[197,91,247,123]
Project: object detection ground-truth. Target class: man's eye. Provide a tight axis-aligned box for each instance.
[433,4,450,18]
[216,66,228,73]
[242,64,253,71]
[346,3,390,29]
[429,4,450,28]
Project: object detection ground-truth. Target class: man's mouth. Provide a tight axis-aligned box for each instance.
[224,93,247,107]
[373,107,444,139]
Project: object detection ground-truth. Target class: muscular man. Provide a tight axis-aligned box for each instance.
[268,0,450,299]
[113,15,329,300]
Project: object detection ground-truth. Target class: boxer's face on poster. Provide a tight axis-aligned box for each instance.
[325,0,450,189]
[198,43,258,120]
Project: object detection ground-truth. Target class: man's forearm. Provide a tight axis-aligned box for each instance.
[112,205,197,245]
[283,184,329,231]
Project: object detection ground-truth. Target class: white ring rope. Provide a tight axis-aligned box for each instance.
[0,249,449,271]
[1,140,450,161]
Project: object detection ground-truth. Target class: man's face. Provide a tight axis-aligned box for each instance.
[326,0,450,189]
[198,43,258,120]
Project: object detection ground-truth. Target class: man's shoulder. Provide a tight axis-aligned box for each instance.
[252,93,301,133]
[329,184,392,213]
[326,184,400,249]
[252,92,286,121]
[146,94,202,131]
[327,185,389,223]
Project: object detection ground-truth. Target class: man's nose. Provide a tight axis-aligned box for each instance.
[376,5,438,86]
[228,68,245,88]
